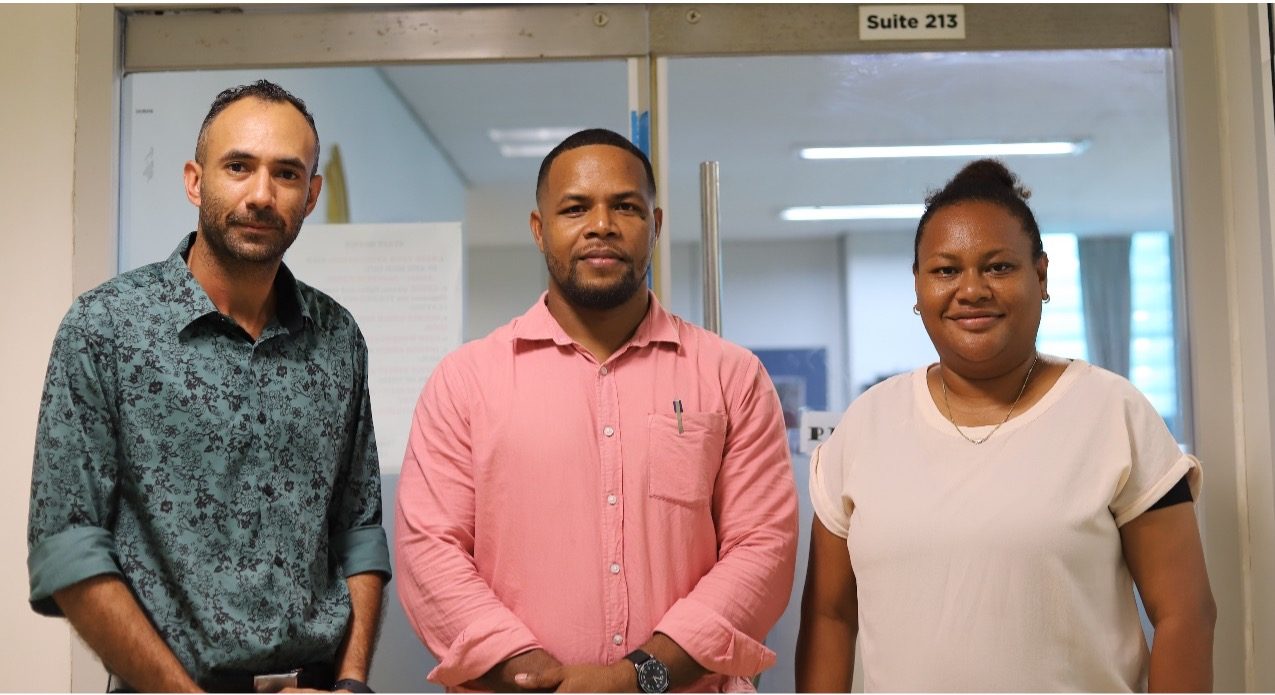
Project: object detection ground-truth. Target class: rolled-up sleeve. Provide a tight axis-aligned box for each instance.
[27,304,125,615]
[1109,384,1203,528]
[654,358,798,677]
[395,354,542,687]
[809,431,853,539]
[330,328,391,579]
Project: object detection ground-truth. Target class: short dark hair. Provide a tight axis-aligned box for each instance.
[195,80,321,176]
[913,158,1044,272]
[536,128,656,203]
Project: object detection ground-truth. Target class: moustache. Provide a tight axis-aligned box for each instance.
[227,209,285,230]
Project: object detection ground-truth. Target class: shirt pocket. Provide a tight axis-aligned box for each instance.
[646,412,727,507]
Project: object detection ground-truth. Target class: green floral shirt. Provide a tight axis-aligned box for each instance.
[27,233,391,680]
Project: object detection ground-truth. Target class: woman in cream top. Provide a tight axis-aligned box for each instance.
[795,160,1215,692]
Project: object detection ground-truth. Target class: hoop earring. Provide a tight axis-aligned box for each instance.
[913,304,921,315]
[1042,293,1051,303]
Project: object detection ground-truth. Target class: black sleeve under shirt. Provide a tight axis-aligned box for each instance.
[1146,474,1193,512]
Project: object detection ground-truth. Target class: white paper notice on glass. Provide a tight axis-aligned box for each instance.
[286,222,463,474]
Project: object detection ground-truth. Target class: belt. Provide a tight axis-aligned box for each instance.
[111,662,335,693]
[200,662,335,693]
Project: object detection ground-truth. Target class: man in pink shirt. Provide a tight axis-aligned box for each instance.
[395,128,798,693]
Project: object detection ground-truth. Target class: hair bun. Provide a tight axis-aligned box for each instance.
[949,158,1030,201]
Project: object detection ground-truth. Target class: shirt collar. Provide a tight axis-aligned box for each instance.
[511,290,681,349]
[272,262,310,333]
[162,231,311,335]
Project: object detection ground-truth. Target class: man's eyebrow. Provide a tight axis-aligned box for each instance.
[273,156,309,171]
[558,190,643,201]
[554,193,592,205]
[218,150,308,170]
[218,149,258,163]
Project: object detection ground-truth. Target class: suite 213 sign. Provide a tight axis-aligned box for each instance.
[859,5,966,41]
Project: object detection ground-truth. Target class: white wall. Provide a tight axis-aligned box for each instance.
[119,68,466,271]
[719,238,848,412]
[0,5,79,691]
[666,240,702,325]
[462,184,548,341]
[465,182,537,247]
[845,231,936,397]
[465,246,547,341]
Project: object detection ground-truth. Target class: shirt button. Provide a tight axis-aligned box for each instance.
[610,562,621,574]
[612,634,624,645]
[599,365,609,376]
[607,494,617,505]
[604,426,615,437]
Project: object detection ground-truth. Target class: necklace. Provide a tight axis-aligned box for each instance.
[939,354,1039,445]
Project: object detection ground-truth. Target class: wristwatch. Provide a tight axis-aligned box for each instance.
[624,649,671,693]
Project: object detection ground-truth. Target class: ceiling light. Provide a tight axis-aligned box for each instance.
[799,141,1087,160]
[488,127,580,143]
[498,143,556,158]
[781,204,926,221]
[489,127,582,158]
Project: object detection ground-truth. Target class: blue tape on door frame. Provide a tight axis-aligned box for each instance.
[630,110,651,156]
[630,110,654,288]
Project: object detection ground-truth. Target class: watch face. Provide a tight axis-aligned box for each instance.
[637,659,670,693]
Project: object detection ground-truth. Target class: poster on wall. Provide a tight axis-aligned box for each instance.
[751,348,828,453]
[286,222,463,474]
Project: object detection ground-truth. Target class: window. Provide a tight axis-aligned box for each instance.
[1038,234,1088,361]
[1038,232,1180,438]
[1129,231,1179,437]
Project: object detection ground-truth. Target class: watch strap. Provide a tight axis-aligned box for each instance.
[333,678,374,693]
[624,648,654,666]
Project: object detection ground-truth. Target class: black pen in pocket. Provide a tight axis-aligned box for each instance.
[673,399,684,435]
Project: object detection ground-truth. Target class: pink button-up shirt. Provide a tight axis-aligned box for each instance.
[395,293,797,692]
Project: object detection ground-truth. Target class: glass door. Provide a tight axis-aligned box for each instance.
[119,59,635,693]
[115,5,1198,692]
[659,47,1183,691]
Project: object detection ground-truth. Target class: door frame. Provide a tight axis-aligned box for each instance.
[69,4,1270,690]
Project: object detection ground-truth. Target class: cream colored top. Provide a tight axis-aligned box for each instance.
[810,358,1200,692]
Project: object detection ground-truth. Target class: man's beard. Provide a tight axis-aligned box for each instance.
[198,192,303,266]
[546,254,648,311]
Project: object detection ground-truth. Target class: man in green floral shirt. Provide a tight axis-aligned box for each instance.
[27,81,390,693]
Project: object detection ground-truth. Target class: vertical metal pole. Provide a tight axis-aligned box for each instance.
[700,161,723,335]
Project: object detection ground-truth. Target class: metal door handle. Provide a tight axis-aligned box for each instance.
[700,161,723,335]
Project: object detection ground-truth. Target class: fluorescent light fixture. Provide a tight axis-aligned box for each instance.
[799,141,1087,160]
[489,127,583,158]
[488,127,580,143]
[781,204,926,221]
[499,143,556,158]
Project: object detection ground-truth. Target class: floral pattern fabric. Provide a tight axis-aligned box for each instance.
[27,232,391,680]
